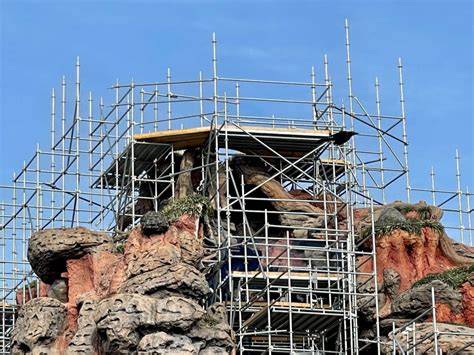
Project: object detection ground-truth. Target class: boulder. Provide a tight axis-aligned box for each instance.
[28,227,113,283]
[376,207,406,226]
[382,268,401,299]
[189,303,234,352]
[279,213,324,239]
[382,322,474,354]
[377,268,401,317]
[47,279,68,303]
[138,332,197,354]
[392,280,462,316]
[120,262,210,298]
[94,294,204,353]
[177,227,205,265]
[11,297,67,354]
[356,276,379,322]
[200,346,229,354]
[140,211,169,236]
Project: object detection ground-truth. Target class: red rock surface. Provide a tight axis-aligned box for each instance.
[358,228,457,292]
[461,283,474,326]
[17,215,201,351]
[354,201,474,331]
[64,251,126,339]
[434,284,474,327]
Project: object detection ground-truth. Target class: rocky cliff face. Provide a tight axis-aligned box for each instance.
[354,201,474,353]
[9,161,474,354]
[12,212,234,354]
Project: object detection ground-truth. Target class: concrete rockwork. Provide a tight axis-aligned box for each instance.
[14,220,235,354]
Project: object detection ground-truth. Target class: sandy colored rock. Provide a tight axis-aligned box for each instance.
[189,303,234,353]
[138,332,197,354]
[28,227,113,283]
[94,294,204,353]
[356,275,380,322]
[377,268,401,317]
[232,159,324,224]
[120,262,210,298]
[383,322,474,354]
[66,299,97,354]
[11,297,67,354]
[174,150,195,199]
[199,347,229,354]
[279,213,323,237]
[288,190,347,221]
[16,213,235,354]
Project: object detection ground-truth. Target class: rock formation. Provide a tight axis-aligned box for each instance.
[12,211,235,354]
[9,152,474,354]
[354,202,474,353]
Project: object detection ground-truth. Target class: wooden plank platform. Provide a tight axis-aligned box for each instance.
[134,126,211,151]
[133,125,334,157]
[241,300,344,331]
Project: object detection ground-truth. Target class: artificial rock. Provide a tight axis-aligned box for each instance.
[28,227,113,284]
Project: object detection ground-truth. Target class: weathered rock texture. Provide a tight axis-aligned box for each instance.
[11,297,68,354]
[27,227,114,284]
[14,213,234,354]
[353,201,474,353]
[12,153,474,355]
[382,322,474,354]
[94,294,204,353]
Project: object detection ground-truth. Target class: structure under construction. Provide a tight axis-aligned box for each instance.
[0,22,472,354]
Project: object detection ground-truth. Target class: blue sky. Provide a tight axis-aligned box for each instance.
[1,0,473,200]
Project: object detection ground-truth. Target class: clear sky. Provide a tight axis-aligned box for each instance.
[1,0,473,200]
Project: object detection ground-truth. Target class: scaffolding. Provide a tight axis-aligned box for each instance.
[0,21,472,354]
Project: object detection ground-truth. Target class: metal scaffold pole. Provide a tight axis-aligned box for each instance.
[0,22,472,354]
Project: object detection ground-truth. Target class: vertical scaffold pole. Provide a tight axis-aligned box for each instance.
[344,20,359,206]
[311,65,317,123]
[99,96,105,229]
[466,187,472,246]
[370,199,381,354]
[398,58,410,203]
[51,88,56,227]
[61,76,66,227]
[199,71,204,127]
[431,287,439,354]
[75,57,81,226]
[455,149,464,243]
[235,82,240,125]
[212,32,218,126]
[167,68,172,130]
[430,166,436,206]
[344,19,353,115]
[154,85,158,131]
[88,92,93,227]
[375,77,386,203]
[130,81,136,225]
